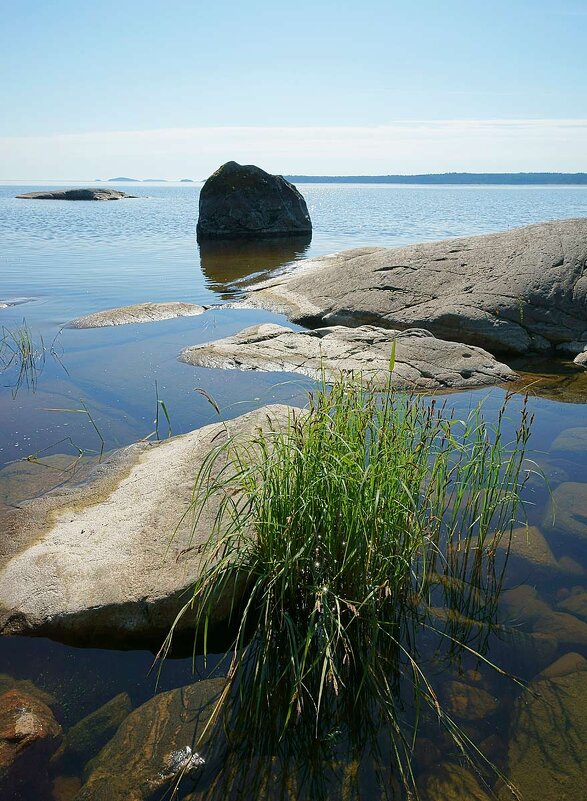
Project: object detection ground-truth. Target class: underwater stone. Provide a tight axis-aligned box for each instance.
[51,692,132,771]
[500,671,587,801]
[544,482,587,542]
[419,762,492,801]
[77,679,224,801]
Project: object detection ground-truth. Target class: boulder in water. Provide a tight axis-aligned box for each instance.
[196,161,312,241]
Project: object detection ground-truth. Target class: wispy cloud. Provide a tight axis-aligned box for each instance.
[1,120,586,179]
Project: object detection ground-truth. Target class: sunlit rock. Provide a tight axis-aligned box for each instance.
[76,679,223,801]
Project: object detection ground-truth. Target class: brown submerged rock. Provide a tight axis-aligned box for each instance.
[419,763,492,801]
[197,161,312,241]
[499,671,587,801]
[51,692,132,771]
[180,323,516,390]
[246,218,587,355]
[444,680,499,721]
[0,688,62,797]
[76,679,224,801]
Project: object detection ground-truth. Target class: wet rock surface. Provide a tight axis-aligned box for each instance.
[68,302,206,328]
[0,404,298,646]
[76,678,224,801]
[0,688,62,798]
[197,161,312,241]
[16,189,136,201]
[500,670,587,801]
[51,693,131,771]
[180,323,516,390]
[246,218,587,355]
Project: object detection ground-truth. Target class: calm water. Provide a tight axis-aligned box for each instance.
[1,182,586,800]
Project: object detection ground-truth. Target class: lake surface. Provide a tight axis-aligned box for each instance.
[1,182,586,800]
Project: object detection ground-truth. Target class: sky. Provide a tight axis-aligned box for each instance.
[1,0,586,179]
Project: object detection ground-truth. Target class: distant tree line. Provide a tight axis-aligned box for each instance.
[286,173,587,185]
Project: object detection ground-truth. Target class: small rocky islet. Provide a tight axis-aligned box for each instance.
[3,164,587,799]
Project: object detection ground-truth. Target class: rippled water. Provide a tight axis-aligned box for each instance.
[1,182,586,800]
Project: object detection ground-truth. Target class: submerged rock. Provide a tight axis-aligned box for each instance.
[16,189,136,201]
[544,482,587,542]
[0,674,55,707]
[0,688,62,795]
[68,301,206,329]
[51,692,132,771]
[246,218,587,355]
[77,679,223,801]
[538,652,587,680]
[419,763,492,801]
[501,585,587,647]
[196,161,312,241]
[500,671,587,801]
[0,404,297,646]
[444,680,499,721]
[557,589,587,622]
[550,426,587,455]
[180,323,516,390]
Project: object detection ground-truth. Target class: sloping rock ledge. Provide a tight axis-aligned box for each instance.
[68,301,206,328]
[179,323,516,390]
[245,218,587,356]
[0,404,297,647]
[16,189,136,201]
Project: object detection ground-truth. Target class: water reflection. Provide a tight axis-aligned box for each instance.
[510,358,587,404]
[198,235,312,300]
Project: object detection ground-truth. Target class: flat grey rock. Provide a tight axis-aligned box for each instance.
[246,219,587,355]
[68,301,206,328]
[179,323,516,390]
[0,405,298,646]
[16,188,136,201]
[197,161,312,240]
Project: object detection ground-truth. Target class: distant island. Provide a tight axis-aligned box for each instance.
[285,172,587,185]
[180,178,194,182]
[107,177,140,182]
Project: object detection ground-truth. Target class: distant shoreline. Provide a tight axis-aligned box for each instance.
[285,173,587,185]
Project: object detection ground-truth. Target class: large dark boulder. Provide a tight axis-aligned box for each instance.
[196,161,312,241]
[16,188,135,201]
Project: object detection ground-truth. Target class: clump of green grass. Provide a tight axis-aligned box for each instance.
[0,320,65,395]
[165,374,532,799]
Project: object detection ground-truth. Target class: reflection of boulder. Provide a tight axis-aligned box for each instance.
[199,235,311,299]
[197,162,312,241]
[509,361,587,403]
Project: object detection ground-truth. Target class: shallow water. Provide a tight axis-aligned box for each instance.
[0,182,586,800]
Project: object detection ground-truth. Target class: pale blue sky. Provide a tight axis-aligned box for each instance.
[1,0,586,177]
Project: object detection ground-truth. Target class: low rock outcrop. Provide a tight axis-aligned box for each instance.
[0,405,297,646]
[196,161,312,241]
[68,301,206,328]
[245,218,587,355]
[76,679,223,801]
[16,189,136,201]
[179,323,515,390]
